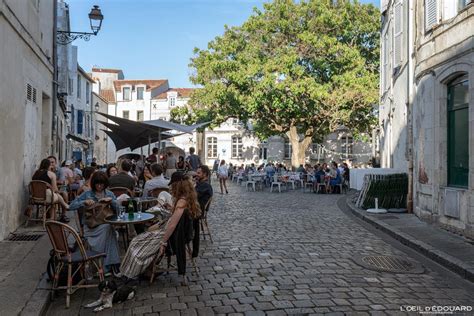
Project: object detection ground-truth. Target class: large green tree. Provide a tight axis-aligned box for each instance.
[173,0,379,167]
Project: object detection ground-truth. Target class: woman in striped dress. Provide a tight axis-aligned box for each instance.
[120,172,201,279]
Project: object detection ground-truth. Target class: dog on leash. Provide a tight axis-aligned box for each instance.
[84,280,136,312]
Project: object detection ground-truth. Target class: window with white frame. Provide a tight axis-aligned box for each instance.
[231,136,243,158]
[77,75,81,99]
[341,136,354,158]
[68,78,73,95]
[207,137,218,158]
[232,118,239,125]
[122,110,129,119]
[383,26,390,91]
[86,82,90,103]
[393,1,403,67]
[169,96,176,107]
[123,87,131,101]
[137,110,144,121]
[137,87,144,100]
[284,139,292,159]
[259,146,268,160]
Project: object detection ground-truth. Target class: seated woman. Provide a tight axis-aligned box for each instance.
[328,161,342,193]
[176,156,187,172]
[32,159,70,218]
[120,172,201,280]
[69,171,121,274]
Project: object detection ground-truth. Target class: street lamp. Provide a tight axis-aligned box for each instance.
[57,5,104,45]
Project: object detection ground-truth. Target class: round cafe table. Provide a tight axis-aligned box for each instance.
[106,213,155,250]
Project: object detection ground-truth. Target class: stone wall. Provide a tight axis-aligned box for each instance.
[0,0,54,239]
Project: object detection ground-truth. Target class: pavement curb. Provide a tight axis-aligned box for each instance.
[345,196,474,283]
[21,272,51,316]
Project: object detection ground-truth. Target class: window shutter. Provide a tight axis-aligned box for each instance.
[77,110,83,134]
[394,2,403,66]
[383,28,390,90]
[425,0,438,30]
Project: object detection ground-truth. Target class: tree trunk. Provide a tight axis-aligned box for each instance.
[196,130,205,164]
[286,125,313,169]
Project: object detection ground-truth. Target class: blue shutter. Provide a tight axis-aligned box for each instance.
[71,105,75,134]
[77,110,83,134]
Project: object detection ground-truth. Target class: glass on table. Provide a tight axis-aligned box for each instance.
[118,205,125,220]
[137,202,142,219]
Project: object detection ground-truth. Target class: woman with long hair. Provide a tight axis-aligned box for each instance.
[120,172,201,279]
[32,158,70,213]
[217,159,229,194]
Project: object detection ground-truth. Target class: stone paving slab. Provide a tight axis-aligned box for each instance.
[345,194,474,282]
[47,183,474,315]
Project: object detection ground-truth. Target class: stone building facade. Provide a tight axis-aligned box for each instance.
[380,0,474,238]
[0,0,55,239]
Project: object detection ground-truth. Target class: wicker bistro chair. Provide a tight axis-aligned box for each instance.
[45,221,105,308]
[200,197,213,243]
[26,180,60,227]
[150,209,198,285]
[109,187,134,198]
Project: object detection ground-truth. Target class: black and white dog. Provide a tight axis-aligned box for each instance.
[85,280,136,312]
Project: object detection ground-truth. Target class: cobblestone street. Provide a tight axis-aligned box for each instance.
[48,182,473,315]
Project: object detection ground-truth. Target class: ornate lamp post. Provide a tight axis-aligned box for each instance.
[57,5,104,45]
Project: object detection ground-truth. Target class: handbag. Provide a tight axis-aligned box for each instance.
[84,202,113,229]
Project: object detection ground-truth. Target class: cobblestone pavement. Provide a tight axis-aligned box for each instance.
[47,182,473,315]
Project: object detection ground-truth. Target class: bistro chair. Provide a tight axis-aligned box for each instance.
[26,180,59,227]
[316,175,327,193]
[45,221,105,308]
[246,179,257,191]
[270,175,284,193]
[200,197,213,243]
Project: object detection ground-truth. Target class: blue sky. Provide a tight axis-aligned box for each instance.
[68,0,379,88]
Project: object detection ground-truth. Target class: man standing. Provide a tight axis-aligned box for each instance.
[109,159,135,192]
[147,147,159,163]
[165,151,177,178]
[142,163,169,197]
[186,147,201,172]
[193,165,213,258]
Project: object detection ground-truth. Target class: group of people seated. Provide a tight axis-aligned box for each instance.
[222,160,350,194]
[31,152,213,281]
[298,161,350,193]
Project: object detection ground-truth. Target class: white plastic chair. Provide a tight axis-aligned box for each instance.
[270,175,284,193]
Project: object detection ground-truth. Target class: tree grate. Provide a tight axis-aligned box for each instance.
[353,255,424,274]
[7,234,43,241]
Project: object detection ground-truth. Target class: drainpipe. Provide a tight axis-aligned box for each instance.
[51,0,58,156]
[406,0,414,213]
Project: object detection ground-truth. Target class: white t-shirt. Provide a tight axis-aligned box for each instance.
[218,165,228,177]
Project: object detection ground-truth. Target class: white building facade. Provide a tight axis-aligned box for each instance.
[65,64,95,163]
[380,0,474,238]
[0,0,55,239]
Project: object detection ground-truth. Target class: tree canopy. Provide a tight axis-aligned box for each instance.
[173,0,379,165]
